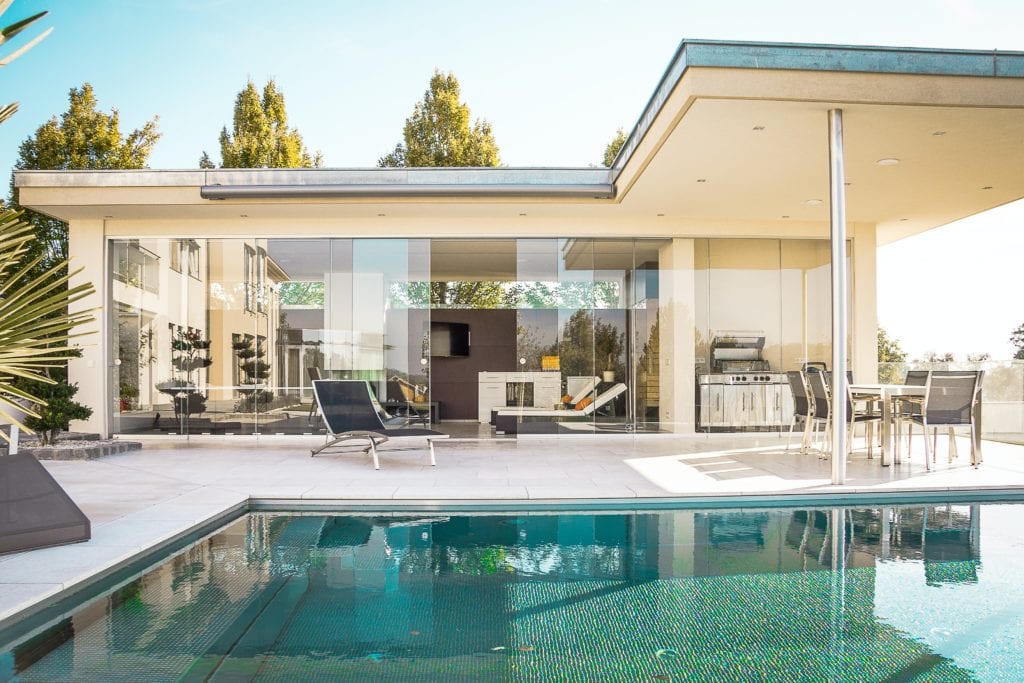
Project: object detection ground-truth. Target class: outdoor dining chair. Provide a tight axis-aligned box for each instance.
[784,370,814,453]
[895,369,929,461]
[807,371,882,458]
[903,371,983,470]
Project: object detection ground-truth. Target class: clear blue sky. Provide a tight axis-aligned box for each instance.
[1,0,1022,357]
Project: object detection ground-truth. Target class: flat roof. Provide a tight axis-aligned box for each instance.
[15,39,1024,243]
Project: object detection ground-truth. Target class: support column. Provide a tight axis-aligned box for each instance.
[659,238,696,432]
[829,109,849,485]
[67,219,109,436]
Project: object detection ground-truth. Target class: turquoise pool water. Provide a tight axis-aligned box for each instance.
[2,504,1023,682]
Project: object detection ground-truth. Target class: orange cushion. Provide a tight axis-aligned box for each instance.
[575,397,593,411]
[561,394,573,404]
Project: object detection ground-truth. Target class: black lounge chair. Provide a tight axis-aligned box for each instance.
[310,379,448,469]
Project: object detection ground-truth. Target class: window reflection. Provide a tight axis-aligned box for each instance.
[109,236,849,438]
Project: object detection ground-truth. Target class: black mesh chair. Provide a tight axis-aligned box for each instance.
[904,371,983,470]
[805,371,832,456]
[807,371,881,458]
[310,380,448,469]
[784,371,814,453]
[896,370,929,460]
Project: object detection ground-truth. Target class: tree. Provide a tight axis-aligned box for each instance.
[0,2,52,124]
[1011,323,1024,360]
[877,326,907,363]
[379,70,499,167]
[12,83,160,269]
[13,364,92,446]
[877,326,907,383]
[208,79,322,168]
[602,128,626,167]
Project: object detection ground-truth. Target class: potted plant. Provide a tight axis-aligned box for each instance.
[118,382,138,412]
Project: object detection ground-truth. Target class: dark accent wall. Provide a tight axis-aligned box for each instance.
[430,310,517,419]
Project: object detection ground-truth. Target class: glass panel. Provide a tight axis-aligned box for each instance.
[207,239,257,435]
[350,239,430,421]
[781,240,833,371]
[632,239,668,432]
[268,240,327,432]
[111,238,216,435]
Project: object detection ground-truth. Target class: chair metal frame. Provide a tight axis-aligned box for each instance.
[784,370,815,453]
[903,371,983,470]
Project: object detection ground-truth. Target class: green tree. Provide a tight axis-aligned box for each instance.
[877,326,907,383]
[877,326,907,363]
[12,83,160,269]
[1010,323,1024,360]
[0,2,52,124]
[602,128,626,167]
[208,79,322,168]
[13,363,92,445]
[379,70,500,167]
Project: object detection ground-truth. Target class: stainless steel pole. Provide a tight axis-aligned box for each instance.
[829,109,848,485]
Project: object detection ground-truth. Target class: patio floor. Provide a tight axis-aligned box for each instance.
[3,432,1024,634]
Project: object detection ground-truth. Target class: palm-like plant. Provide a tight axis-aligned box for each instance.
[0,209,95,440]
[0,0,52,124]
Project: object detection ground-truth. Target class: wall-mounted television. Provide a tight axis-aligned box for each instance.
[431,322,470,357]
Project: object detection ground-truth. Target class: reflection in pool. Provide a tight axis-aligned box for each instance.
[2,504,1022,682]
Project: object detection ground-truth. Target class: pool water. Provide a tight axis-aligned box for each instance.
[2,504,1023,682]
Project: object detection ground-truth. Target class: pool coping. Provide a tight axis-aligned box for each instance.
[5,485,1024,652]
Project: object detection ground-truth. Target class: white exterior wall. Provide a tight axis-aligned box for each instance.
[68,219,109,436]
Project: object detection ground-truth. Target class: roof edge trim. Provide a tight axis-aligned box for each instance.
[199,183,616,200]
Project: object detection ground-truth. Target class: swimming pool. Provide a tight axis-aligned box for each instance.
[2,504,1022,681]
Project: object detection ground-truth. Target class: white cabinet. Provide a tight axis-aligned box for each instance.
[699,379,793,430]
[478,372,562,422]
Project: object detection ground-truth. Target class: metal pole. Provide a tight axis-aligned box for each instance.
[829,109,848,485]
[828,507,848,682]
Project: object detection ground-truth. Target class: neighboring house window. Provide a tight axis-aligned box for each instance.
[169,240,183,273]
[112,240,160,294]
[244,245,256,313]
[186,240,201,279]
[256,247,267,313]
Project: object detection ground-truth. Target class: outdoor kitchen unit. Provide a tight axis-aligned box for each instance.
[698,331,793,431]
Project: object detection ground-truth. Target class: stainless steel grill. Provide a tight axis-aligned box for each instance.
[699,331,792,430]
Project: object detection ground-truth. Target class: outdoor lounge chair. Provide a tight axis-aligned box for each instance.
[489,375,600,425]
[310,379,448,469]
[494,382,627,434]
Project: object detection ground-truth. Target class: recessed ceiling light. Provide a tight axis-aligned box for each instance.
[805,199,823,206]
[932,131,946,136]
[982,186,993,190]
[752,125,765,131]
[696,178,707,183]
[876,158,900,166]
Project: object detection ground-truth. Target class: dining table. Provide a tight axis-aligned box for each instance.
[849,383,983,467]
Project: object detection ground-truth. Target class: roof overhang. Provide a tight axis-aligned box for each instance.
[15,40,1024,244]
